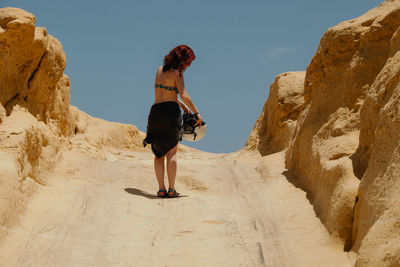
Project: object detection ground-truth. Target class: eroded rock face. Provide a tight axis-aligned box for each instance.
[0,7,74,136]
[0,106,60,234]
[285,1,400,249]
[68,106,145,159]
[0,7,147,239]
[0,104,5,123]
[351,25,400,266]
[0,7,69,233]
[248,1,400,265]
[245,72,305,155]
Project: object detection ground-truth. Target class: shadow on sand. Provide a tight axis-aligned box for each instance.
[124,188,187,199]
[281,170,353,252]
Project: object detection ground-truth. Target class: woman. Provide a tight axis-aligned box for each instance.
[143,45,202,198]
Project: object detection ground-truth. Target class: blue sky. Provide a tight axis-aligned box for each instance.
[3,0,383,153]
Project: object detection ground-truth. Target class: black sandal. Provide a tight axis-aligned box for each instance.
[167,188,180,198]
[157,188,167,198]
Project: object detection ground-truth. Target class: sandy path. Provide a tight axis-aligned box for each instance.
[0,148,351,266]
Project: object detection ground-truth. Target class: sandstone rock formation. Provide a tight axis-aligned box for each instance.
[0,7,74,136]
[0,7,68,238]
[351,19,400,266]
[68,106,145,158]
[0,105,61,232]
[0,7,145,240]
[245,71,305,155]
[3,2,400,265]
[247,1,400,265]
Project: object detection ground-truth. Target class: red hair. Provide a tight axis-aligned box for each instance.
[162,45,196,74]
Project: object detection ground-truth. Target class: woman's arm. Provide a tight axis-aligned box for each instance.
[176,72,203,126]
[178,99,190,113]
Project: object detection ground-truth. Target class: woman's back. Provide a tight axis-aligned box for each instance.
[154,66,179,104]
[144,44,200,198]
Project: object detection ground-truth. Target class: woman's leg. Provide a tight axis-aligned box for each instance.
[154,155,166,190]
[166,144,178,189]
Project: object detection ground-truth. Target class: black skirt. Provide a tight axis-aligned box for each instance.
[144,101,182,158]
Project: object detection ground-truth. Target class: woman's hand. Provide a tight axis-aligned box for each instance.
[194,113,203,128]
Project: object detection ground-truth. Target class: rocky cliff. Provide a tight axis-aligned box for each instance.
[245,71,305,155]
[247,1,400,265]
[0,7,144,239]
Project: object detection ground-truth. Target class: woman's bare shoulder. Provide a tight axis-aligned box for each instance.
[155,66,163,80]
[172,69,182,79]
[157,67,181,81]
